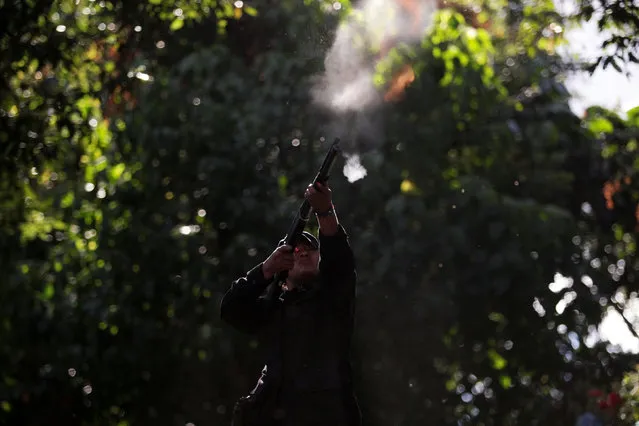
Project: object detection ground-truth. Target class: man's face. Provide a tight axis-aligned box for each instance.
[288,242,320,280]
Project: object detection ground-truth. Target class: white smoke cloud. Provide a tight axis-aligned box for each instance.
[311,0,437,180]
[313,0,437,113]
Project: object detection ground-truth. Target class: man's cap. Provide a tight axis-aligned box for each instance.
[278,231,319,250]
[297,231,319,250]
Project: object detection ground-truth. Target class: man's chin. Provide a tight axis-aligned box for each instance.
[290,269,318,281]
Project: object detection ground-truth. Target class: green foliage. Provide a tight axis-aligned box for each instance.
[1,0,638,425]
[619,365,639,422]
[570,0,639,73]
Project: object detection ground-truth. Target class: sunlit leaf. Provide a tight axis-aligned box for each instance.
[244,6,258,16]
[170,18,184,31]
[109,163,126,181]
[42,283,55,300]
[400,179,418,194]
[588,117,614,134]
[488,349,507,370]
[499,375,512,389]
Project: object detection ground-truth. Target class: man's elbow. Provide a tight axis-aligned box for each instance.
[220,303,242,331]
[219,294,235,324]
[219,296,259,334]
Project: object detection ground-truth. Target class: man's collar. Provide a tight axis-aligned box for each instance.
[278,276,320,302]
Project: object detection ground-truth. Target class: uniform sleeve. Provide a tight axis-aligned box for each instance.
[220,263,275,334]
[318,225,357,301]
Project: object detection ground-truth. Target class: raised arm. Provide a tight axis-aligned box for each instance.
[305,182,357,299]
[220,245,294,333]
[220,264,273,334]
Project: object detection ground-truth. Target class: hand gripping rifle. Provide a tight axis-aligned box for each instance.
[265,138,342,300]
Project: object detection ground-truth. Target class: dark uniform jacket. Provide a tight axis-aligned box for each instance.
[220,225,361,426]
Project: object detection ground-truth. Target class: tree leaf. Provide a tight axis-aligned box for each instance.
[170,18,184,31]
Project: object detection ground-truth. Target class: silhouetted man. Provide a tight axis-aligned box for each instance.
[221,182,361,426]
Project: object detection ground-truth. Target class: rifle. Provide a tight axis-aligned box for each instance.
[267,138,342,296]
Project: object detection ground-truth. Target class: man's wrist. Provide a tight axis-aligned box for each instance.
[315,203,339,236]
[315,203,334,217]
